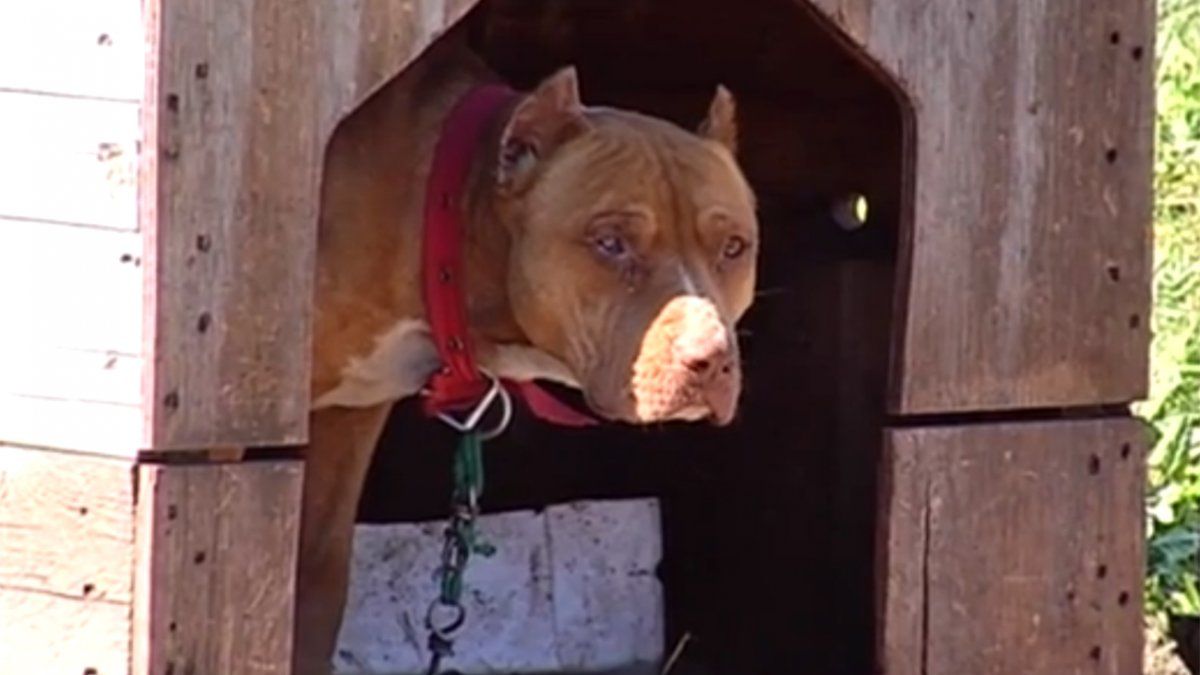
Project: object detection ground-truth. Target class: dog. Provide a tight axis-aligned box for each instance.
[297,35,759,674]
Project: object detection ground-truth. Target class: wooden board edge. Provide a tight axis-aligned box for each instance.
[133,459,304,675]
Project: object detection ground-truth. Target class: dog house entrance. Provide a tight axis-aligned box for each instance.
[350,0,907,672]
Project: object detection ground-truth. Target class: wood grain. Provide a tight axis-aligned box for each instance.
[142,0,479,450]
[316,0,482,133]
[0,0,144,101]
[1,589,132,675]
[0,445,135,674]
[133,459,303,675]
[878,419,1146,675]
[807,0,1155,413]
[141,0,319,449]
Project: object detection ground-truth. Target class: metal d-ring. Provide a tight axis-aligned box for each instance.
[435,373,513,441]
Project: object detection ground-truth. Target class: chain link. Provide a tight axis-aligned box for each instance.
[425,431,495,675]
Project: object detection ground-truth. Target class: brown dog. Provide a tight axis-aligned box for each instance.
[298,36,758,674]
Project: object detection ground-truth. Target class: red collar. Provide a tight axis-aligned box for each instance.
[420,84,596,429]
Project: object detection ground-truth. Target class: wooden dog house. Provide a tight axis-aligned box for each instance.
[0,0,1153,673]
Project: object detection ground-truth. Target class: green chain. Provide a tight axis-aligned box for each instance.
[438,431,495,604]
[426,431,497,674]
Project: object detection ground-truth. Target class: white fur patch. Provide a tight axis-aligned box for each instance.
[484,344,580,388]
[313,319,581,410]
[313,319,439,409]
[677,263,699,295]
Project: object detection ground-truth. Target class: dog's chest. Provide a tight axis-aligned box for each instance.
[313,319,579,410]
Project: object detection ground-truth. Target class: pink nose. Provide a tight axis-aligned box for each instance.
[631,295,742,425]
[675,325,738,424]
[675,327,734,382]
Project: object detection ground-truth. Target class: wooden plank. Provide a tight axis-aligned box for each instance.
[317,0,482,131]
[133,459,303,675]
[142,0,318,448]
[0,92,140,230]
[0,348,141,406]
[807,0,1154,412]
[878,419,1145,675]
[0,95,142,449]
[142,0,479,449]
[0,218,144,455]
[1,590,132,675]
[0,1,143,100]
[0,446,135,602]
[0,218,142,353]
[0,396,142,456]
[0,445,135,674]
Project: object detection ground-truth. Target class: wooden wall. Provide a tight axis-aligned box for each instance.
[140,0,477,451]
[0,0,483,455]
[0,447,136,675]
[0,1,145,454]
[137,0,1156,454]
[2,0,1153,445]
[807,0,1155,413]
[879,420,1146,675]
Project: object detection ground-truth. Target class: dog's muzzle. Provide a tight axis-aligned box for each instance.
[631,296,741,425]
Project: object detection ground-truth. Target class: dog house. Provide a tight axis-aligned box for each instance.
[0,0,1154,673]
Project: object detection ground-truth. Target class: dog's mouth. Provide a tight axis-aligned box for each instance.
[575,379,737,427]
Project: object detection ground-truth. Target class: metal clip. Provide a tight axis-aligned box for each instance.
[434,373,513,441]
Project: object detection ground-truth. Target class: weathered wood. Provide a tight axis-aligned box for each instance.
[141,0,320,449]
[0,347,141,406]
[142,0,479,450]
[316,0,481,133]
[2,591,132,675]
[878,419,1145,675]
[0,218,142,354]
[806,0,1155,413]
[132,459,304,675]
[0,93,139,230]
[0,0,144,101]
[0,396,142,456]
[0,445,135,675]
[0,216,143,453]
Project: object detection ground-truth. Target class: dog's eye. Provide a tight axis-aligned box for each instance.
[592,233,630,259]
[722,235,749,260]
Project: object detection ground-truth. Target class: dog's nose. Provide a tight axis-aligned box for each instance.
[673,323,739,425]
[631,295,742,425]
[675,328,733,382]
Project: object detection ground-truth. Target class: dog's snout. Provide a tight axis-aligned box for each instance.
[675,327,733,381]
[630,295,742,425]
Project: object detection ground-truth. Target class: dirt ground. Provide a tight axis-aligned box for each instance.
[1147,617,1194,675]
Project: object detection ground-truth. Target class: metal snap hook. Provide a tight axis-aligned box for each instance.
[434,372,514,441]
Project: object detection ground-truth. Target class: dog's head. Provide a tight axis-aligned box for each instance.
[495,67,757,426]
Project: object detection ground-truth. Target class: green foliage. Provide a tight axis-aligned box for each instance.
[1141,0,1200,619]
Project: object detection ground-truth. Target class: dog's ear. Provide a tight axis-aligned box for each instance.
[498,66,589,190]
[698,85,737,154]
